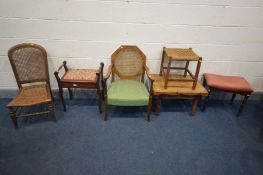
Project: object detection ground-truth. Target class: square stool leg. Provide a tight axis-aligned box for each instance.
[236,94,250,117]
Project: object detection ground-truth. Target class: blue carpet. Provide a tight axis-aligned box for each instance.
[0,98,263,175]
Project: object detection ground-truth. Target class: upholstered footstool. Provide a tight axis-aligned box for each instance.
[202,73,253,116]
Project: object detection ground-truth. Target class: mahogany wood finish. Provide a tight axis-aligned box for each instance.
[54,61,104,113]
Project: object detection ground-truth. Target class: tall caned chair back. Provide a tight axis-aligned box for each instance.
[111,45,146,82]
[8,43,50,88]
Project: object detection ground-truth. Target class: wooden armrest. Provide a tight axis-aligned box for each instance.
[104,65,112,81]
[144,65,154,82]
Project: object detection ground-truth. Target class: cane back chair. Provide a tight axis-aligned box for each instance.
[6,43,56,129]
[103,45,154,121]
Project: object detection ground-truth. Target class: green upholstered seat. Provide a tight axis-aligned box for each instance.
[108,80,149,106]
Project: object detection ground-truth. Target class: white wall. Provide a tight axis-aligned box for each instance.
[0,0,263,91]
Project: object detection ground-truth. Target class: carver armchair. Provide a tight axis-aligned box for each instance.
[103,45,154,121]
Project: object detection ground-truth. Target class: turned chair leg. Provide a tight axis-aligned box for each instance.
[230,93,236,104]
[97,88,102,114]
[9,108,18,129]
[104,95,108,121]
[48,102,56,122]
[147,95,152,121]
[236,94,250,117]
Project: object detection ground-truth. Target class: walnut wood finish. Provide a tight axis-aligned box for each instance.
[103,45,154,121]
[6,43,56,129]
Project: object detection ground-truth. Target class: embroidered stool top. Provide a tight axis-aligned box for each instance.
[61,69,98,83]
[204,73,253,93]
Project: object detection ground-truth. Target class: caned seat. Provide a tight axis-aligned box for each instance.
[103,45,154,121]
[7,85,51,107]
[6,43,56,129]
[202,73,253,116]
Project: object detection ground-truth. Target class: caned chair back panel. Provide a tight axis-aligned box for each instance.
[8,43,50,87]
[111,45,146,81]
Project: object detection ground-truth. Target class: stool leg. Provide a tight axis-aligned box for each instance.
[230,93,236,104]
[147,95,152,122]
[236,94,250,117]
[58,87,66,112]
[68,88,73,100]
[202,89,211,112]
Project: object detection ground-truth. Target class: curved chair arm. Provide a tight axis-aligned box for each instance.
[144,65,154,93]
[54,61,68,84]
[103,65,112,95]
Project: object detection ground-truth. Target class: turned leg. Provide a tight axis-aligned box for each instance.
[9,108,18,129]
[97,88,102,114]
[68,88,73,100]
[236,94,250,117]
[58,87,66,112]
[191,96,200,116]
[104,95,108,121]
[48,102,56,122]
[230,93,236,104]
[147,95,152,122]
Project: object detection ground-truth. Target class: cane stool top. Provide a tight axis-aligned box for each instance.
[6,85,52,108]
[164,48,200,61]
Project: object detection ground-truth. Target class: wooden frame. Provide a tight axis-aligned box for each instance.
[103,45,154,121]
[151,74,208,116]
[202,78,252,117]
[159,47,202,90]
[7,43,56,129]
[54,61,104,113]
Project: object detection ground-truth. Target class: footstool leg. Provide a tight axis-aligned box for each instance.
[236,94,250,117]
[230,93,236,104]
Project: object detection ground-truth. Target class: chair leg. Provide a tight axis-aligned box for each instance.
[58,87,66,112]
[9,108,18,129]
[147,95,152,122]
[236,94,250,117]
[97,88,102,114]
[48,102,56,122]
[104,95,108,121]
[68,88,73,100]
[230,93,236,104]
[202,89,211,112]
